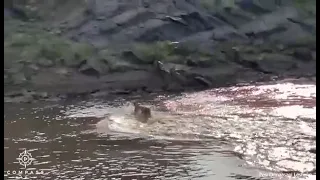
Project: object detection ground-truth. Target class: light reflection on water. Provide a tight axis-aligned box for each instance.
[4,82,316,180]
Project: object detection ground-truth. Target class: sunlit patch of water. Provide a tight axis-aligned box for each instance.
[62,82,316,177]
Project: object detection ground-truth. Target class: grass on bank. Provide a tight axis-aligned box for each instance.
[4,21,96,68]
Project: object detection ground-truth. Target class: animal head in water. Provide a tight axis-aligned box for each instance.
[133,102,151,122]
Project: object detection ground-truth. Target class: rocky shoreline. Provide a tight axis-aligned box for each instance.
[4,1,316,103]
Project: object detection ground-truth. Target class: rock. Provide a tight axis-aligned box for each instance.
[212,25,248,42]
[154,60,214,89]
[194,76,212,87]
[154,61,170,74]
[112,8,154,26]
[154,61,190,89]
[11,73,27,85]
[269,23,316,48]
[166,63,191,72]
[90,91,110,98]
[23,64,40,80]
[107,59,142,72]
[186,56,215,68]
[287,17,316,34]
[28,64,40,71]
[4,1,317,98]
[3,89,40,103]
[276,44,285,51]
[122,50,144,64]
[169,69,188,84]
[165,82,184,92]
[99,20,118,33]
[311,51,316,61]
[155,62,191,81]
[239,53,297,74]
[31,92,49,99]
[236,45,259,54]
[257,53,297,74]
[111,89,132,95]
[236,0,274,14]
[4,95,33,103]
[181,30,215,44]
[239,6,299,36]
[37,58,54,67]
[4,74,12,84]
[164,15,188,26]
[4,90,24,98]
[54,0,315,52]
[309,148,316,154]
[54,67,72,76]
[293,48,313,61]
[78,64,101,78]
[213,8,255,28]
[78,58,109,77]
[186,59,198,67]
[259,44,274,53]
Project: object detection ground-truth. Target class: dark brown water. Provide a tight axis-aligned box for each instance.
[4,82,316,180]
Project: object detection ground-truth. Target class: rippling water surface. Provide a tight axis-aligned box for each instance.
[4,81,316,180]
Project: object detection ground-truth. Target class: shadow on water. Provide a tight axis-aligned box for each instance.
[4,81,316,180]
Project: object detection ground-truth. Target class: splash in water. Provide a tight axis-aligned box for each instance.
[62,82,316,176]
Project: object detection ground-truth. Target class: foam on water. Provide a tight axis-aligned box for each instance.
[61,82,316,176]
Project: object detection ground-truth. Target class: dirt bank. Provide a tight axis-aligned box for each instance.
[4,0,316,103]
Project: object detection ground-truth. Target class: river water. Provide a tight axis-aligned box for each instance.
[4,81,316,180]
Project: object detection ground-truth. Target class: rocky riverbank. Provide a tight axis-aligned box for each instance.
[4,0,316,103]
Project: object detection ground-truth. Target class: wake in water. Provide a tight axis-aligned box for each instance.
[62,82,316,176]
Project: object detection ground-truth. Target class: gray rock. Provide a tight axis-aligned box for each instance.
[4,90,24,98]
[54,67,72,76]
[11,73,27,85]
[4,74,12,84]
[213,8,255,28]
[28,64,40,71]
[78,58,109,77]
[194,76,212,87]
[121,50,145,64]
[287,17,316,34]
[309,147,316,154]
[99,20,118,33]
[255,53,297,74]
[181,30,214,43]
[268,22,315,46]
[293,48,313,61]
[78,64,101,78]
[4,95,33,103]
[212,25,248,42]
[31,91,49,99]
[169,68,189,85]
[239,6,299,37]
[112,8,155,26]
[311,51,316,61]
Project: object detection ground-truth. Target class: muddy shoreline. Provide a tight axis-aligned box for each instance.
[4,71,316,104]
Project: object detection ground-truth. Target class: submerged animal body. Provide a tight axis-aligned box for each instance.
[133,102,151,123]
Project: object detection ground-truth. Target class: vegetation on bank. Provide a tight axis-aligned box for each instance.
[4,19,315,72]
[4,0,316,79]
[4,20,96,69]
[4,19,214,71]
